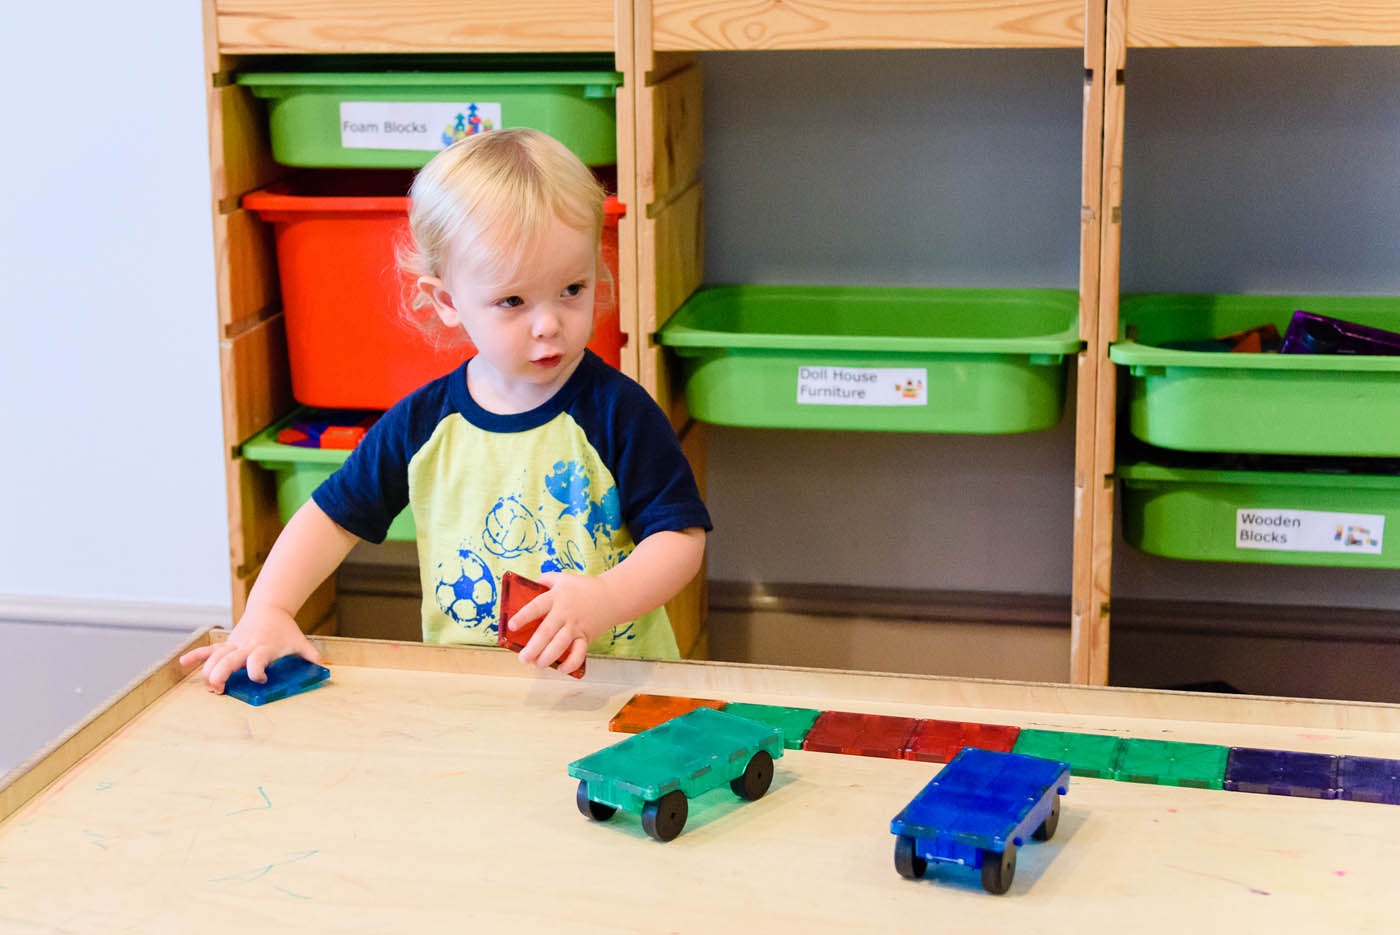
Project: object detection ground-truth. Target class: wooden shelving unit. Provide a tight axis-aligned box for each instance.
[195,1,1399,687]
[1082,0,1400,685]
[633,0,1106,677]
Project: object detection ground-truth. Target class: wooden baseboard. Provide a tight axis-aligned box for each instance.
[706,580,1400,645]
[707,580,1068,628]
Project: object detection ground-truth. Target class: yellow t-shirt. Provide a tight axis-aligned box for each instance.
[313,352,711,658]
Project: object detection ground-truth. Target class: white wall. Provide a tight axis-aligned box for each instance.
[0,2,230,611]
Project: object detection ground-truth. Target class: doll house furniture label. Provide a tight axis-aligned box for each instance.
[796,366,927,406]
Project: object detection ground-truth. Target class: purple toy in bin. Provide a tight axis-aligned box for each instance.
[1280,310,1400,356]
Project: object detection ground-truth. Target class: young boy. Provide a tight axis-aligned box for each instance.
[183,128,711,688]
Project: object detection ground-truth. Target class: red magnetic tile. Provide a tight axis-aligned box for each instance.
[320,425,367,449]
[802,711,919,759]
[496,571,585,679]
[276,428,310,445]
[903,719,1022,763]
[608,693,727,733]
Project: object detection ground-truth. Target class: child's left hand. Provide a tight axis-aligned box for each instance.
[509,572,620,675]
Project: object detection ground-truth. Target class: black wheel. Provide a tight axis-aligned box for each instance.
[1032,794,1060,841]
[729,750,775,801]
[576,780,616,821]
[893,835,927,879]
[980,844,1017,895]
[641,790,688,842]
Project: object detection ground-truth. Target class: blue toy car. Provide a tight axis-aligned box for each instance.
[890,747,1071,894]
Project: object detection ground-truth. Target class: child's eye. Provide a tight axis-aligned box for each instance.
[497,295,525,309]
[562,282,586,298]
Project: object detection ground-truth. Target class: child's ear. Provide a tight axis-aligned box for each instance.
[418,276,461,328]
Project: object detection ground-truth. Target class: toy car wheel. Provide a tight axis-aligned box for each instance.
[1032,793,1060,841]
[729,750,775,801]
[641,790,688,842]
[893,834,927,879]
[980,843,1017,895]
[576,780,616,821]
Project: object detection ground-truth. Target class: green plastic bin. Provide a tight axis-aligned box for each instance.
[655,285,1081,433]
[1118,462,1399,568]
[1110,294,1400,456]
[237,56,622,168]
[241,412,415,542]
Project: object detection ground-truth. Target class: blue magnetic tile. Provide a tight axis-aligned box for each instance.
[1224,747,1339,799]
[892,748,1071,849]
[224,655,330,706]
[1338,756,1400,806]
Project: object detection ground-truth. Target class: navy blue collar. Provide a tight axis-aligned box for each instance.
[447,349,600,432]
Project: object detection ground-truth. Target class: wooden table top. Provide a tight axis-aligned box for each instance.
[4,632,1400,933]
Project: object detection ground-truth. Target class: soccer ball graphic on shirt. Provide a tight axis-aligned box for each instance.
[434,546,498,632]
[482,495,546,559]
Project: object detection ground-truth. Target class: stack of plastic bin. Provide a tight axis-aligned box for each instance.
[238,56,626,533]
[1110,293,1400,568]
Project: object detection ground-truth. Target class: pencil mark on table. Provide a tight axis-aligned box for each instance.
[226,785,273,816]
[1168,864,1269,896]
[208,849,319,884]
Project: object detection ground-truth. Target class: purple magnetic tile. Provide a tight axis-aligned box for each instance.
[1338,756,1400,806]
[1280,309,1400,356]
[1224,747,1339,800]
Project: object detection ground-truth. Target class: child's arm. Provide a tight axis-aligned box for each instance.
[179,499,361,692]
[511,526,707,674]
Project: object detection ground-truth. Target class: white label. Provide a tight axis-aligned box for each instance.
[339,102,503,151]
[796,366,928,406]
[1235,508,1384,554]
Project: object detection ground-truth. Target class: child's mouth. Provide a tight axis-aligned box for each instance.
[532,354,563,369]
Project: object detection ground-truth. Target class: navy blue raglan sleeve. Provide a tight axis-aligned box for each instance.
[310,374,454,544]
[585,368,713,543]
[310,407,413,544]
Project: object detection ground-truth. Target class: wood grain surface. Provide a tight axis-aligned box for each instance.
[653,0,1084,50]
[3,639,1400,931]
[215,0,616,53]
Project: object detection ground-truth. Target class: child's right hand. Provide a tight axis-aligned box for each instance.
[178,603,323,694]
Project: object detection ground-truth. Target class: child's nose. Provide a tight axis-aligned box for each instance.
[531,306,563,338]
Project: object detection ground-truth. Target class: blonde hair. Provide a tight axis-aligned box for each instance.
[399,127,607,343]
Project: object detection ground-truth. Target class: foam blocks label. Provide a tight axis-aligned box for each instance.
[339,102,503,151]
[796,366,927,406]
[1235,508,1384,554]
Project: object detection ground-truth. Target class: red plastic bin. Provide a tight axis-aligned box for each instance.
[243,171,626,410]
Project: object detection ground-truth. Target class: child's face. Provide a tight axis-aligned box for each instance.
[419,214,597,410]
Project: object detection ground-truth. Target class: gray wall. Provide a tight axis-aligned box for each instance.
[698,47,1400,612]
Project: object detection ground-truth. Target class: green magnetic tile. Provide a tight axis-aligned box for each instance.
[1012,729,1124,779]
[570,707,782,806]
[721,702,822,750]
[1113,738,1229,789]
